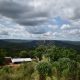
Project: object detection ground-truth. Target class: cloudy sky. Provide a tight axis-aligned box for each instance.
[0,0,80,41]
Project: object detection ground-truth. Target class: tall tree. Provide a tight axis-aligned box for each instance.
[35,45,47,61]
[36,62,52,80]
[0,49,7,64]
[19,50,29,58]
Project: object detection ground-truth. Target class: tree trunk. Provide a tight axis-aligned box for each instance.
[39,75,46,80]
[39,56,42,61]
[57,71,61,80]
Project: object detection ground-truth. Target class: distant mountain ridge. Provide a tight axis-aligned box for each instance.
[0,39,80,50]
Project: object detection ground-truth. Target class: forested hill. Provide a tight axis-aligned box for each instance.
[0,39,80,50]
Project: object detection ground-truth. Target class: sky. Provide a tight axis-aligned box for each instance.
[0,0,80,41]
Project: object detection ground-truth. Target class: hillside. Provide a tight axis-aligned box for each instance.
[0,39,80,50]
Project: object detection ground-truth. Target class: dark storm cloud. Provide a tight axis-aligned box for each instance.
[0,1,25,18]
[17,18,47,26]
[0,0,49,26]
[0,0,80,26]
[26,26,48,34]
[0,0,80,40]
[28,30,47,34]
[72,8,80,20]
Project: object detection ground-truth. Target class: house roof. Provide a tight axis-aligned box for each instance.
[11,58,32,63]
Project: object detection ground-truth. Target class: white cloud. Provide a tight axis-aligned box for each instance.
[59,20,80,40]
[0,0,79,26]
[0,0,80,40]
[48,25,58,30]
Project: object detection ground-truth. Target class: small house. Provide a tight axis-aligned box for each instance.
[11,58,32,64]
[4,57,32,65]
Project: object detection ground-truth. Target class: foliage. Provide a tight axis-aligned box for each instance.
[36,62,52,76]
[0,45,79,80]
[0,49,7,64]
[19,50,28,58]
[34,45,47,60]
[36,62,52,80]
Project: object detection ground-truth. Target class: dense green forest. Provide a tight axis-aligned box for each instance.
[0,45,80,80]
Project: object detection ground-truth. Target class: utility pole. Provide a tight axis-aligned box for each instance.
[44,39,45,45]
